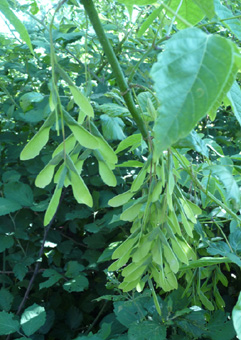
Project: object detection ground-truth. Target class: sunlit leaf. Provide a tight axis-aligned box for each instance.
[20,304,46,337]
[151,28,239,156]
[0,0,34,54]
[168,0,204,28]
[69,85,94,117]
[20,112,55,160]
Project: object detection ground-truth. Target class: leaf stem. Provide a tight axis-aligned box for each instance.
[198,14,241,28]
[80,0,149,142]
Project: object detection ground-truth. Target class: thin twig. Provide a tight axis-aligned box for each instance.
[5,189,66,340]
[84,300,109,335]
[0,269,45,275]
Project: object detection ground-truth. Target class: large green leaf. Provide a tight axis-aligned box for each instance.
[168,0,205,28]
[151,28,240,157]
[175,310,206,338]
[193,0,215,19]
[214,0,241,40]
[0,0,33,54]
[20,304,46,337]
[0,311,20,335]
[205,311,235,340]
[233,292,241,339]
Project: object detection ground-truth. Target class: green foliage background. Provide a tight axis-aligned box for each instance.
[1,0,241,339]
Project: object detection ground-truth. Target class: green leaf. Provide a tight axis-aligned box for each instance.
[151,28,239,156]
[227,81,241,127]
[174,130,209,157]
[179,257,232,271]
[52,134,76,157]
[65,261,85,278]
[20,111,55,160]
[44,167,67,226]
[120,202,143,221]
[137,5,163,38]
[198,290,214,311]
[233,292,241,339]
[193,0,215,19]
[0,0,34,54]
[13,263,29,281]
[44,185,62,226]
[63,110,99,149]
[20,303,46,337]
[100,114,125,141]
[0,198,21,216]
[39,269,63,289]
[90,122,118,164]
[116,160,144,167]
[67,155,93,207]
[0,288,13,311]
[63,274,89,292]
[128,321,166,340]
[113,300,146,328]
[0,311,20,335]
[4,182,33,207]
[112,236,138,260]
[0,235,14,253]
[214,0,241,40]
[229,229,241,252]
[168,0,205,28]
[98,161,117,187]
[175,310,206,338]
[35,163,56,188]
[20,92,44,112]
[2,170,21,183]
[208,165,240,206]
[69,85,94,118]
[115,134,142,154]
[108,191,134,207]
[35,152,64,188]
[206,310,235,340]
[207,242,241,266]
[131,167,147,192]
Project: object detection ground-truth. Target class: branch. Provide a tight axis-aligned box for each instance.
[5,190,66,340]
[80,0,149,141]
